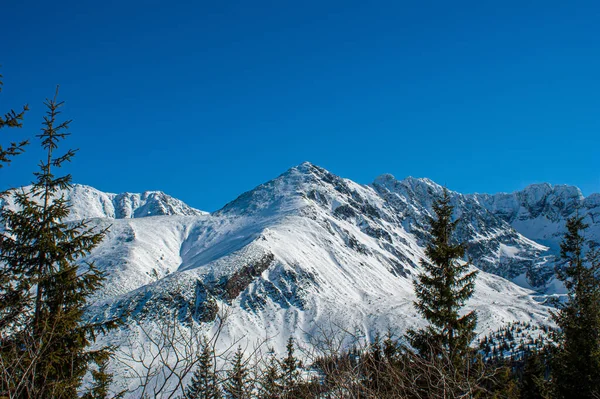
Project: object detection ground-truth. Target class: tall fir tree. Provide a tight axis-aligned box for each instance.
[280,337,301,397]
[0,89,115,398]
[83,354,123,399]
[364,333,384,394]
[185,337,222,399]
[223,346,252,399]
[382,330,399,362]
[407,188,478,363]
[257,352,282,399]
[551,216,600,399]
[520,351,546,399]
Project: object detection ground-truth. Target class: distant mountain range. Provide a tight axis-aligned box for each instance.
[3,162,598,394]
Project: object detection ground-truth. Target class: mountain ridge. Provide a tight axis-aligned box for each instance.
[8,161,586,396]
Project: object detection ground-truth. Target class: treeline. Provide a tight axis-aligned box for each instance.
[1,72,600,398]
[478,322,553,362]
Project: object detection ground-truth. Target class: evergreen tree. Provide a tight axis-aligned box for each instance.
[364,333,384,393]
[382,332,398,361]
[0,89,115,398]
[407,188,478,363]
[520,351,545,399]
[257,352,281,399]
[0,68,29,168]
[0,69,30,345]
[551,216,600,399]
[223,347,252,399]
[185,337,222,399]
[280,337,301,397]
[83,354,123,399]
[496,367,520,399]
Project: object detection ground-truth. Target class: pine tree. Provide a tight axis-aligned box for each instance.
[382,330,399,362]
[83,354,124,399]
[223,347,252,399]
[0,89,115,398]
[280,337,301,397]
[185,337,222,399]
[0,68,29,168]
[488,364,520,399]
[257,352,281,399]
[407,188,478,363]
[520,351,545,399]
[364,333,384,393]
[551,216,600,399]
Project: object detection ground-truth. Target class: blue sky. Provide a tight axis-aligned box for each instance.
[1,1,599,211]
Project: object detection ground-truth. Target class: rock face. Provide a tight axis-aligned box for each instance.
[474,184,600,253]
[371,175,550,287]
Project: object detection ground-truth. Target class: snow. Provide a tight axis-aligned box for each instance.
[7,162,597,397]
[1,184,207,221]
[76,164,556,388]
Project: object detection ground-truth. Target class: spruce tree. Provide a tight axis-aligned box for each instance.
[0,89,115,398]
[257,352,281,399]
[0,68,29,168]
[407,188,478,363]
[382,330,399,362]
[83,354,124,399]
[488,364,520,399]
[185,337,222,399]
[520,351,545,399]
[364,333,384,393]
[280,337,301,397]
[223,346,252,399]
[551,216,600,399]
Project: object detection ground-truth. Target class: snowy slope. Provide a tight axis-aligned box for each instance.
[7,163,582,396]
[371,174,551,287]
[474,183,600,252]
[79,164,554,384]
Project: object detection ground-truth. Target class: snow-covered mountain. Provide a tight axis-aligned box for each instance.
[474,183,600,253]
[8,162,596,395]
[78,164,565,356]
[1,184,206,221]
[371,175,550,288]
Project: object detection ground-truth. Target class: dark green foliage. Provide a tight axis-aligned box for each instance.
[83,353,124,399]
[407,188,478,363]
[477,357,520,399]
[520,351,546,399]
[186,337,222,399]
[382,330,399,362]
[0,68,29,169]
[551,216,600,399]
[223,347,252,399]
[0,89,115,398]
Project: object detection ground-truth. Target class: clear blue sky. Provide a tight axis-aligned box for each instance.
[1,0,599,211]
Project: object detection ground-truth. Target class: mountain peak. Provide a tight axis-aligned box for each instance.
[217,162,373,218]
[297,160,316,169]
